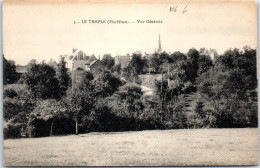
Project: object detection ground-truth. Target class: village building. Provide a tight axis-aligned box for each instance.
[16,65,28,79]
[65,49,103,73]
[85,59,104,76]
[66,35,163,72]
[114,54,131,68]
[16,65,28,74]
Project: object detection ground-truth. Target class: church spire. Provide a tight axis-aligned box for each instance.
[158,34,162,53]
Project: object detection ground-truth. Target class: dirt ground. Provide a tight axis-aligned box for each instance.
[3,128,258,166]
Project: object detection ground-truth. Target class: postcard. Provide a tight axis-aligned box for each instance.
[2,0,258,166]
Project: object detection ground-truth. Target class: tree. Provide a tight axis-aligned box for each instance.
[154,79,168,115]
[121,53,145,83]
[27,59,37,68]
[168,51,187,63]
[197,47,257,128]
[48,59,58,71]
[197,55,213,75]
[158,52,171,74]
[3,56,19,85]
[101,54,115,70]
[108,83,144,130]
[111,64,121,75]
[31,99,67,136]
[57,56,70,96]
[128,53,145,75]
[165,55,191,99]
[141,95,163,129]
[149,52,170,110]
[25,63,60,99]
[187,48,200,83]
[93,71,122,98]
[187,48,200,64]
[238,47,257,90]
[149,51,170,73]
[215,47,257,91]
[195,101,205,118]
[216,48,240,69]
[66,70,95,135]
[150,52,161,73]
[3,84,35,138]
[3,84,35,121]
[3,97,23,121]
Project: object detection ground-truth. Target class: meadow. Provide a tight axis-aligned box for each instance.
[4,128,258,166]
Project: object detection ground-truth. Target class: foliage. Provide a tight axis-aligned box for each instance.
[25,63,60,99]
[3,56,19,85]
[3,84,35,121]
[101,54,115,70]
[186,48,199,83]
[3,84,36,139]
[4,46,257,139]
[4,118,24,139]
[128,53,146,75]
[28,99,68,137]
[86,100,124,132]
[110,83,143,115]
[154,79,168,110]
[166,102,188,129]
[4,88,18,98]
[107,83,144,130]
[168,51,187,63]
[140,95,164,129]
[197,47,257,128]
[111,64,121,74]
[216,47,257,90]
[32,99,66,123]
[66,70,95,134]
[122,53,146,83]
[93,71,123,98]
[56,56,71,96]
[197,55,213,75]
[195,101,205,118]
[150,52,170,73]
[150,52,161,72]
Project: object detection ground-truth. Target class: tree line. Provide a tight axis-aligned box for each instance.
[3,46,257,139]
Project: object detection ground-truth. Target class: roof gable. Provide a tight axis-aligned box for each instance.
[85,60,102,67]
[89,55,97,61]
[71,50,89,60]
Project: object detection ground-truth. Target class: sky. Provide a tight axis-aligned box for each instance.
[3,0,257,65]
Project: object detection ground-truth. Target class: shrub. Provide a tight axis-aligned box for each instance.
[3,88,17,98]
[4,118,24,139]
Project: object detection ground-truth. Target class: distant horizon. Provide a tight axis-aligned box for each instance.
[6,44,257,66]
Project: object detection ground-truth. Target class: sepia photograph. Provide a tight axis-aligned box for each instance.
[2,0,258,166]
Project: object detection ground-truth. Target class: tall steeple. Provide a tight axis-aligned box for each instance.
[157,34,162,53]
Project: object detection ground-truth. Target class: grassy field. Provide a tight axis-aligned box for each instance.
[3,128,258,166]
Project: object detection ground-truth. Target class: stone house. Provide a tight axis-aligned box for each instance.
[66,49,102,72]
[85,60,104,76]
